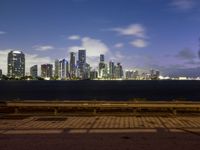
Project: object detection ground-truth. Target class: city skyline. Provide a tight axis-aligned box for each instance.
[1,0,200,77]
[3,49,162,80]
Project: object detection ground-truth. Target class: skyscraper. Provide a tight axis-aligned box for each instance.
[100,54,104,62]
[98,54,106,78]
[115,63,123,79]
[109,61,115,79]
[7,51,25,78]
[30,65,38,78]
[70,52,76,78]
[41,64,53,79]
[77,49,87,79]
[59,59,69,79]
[54,59,59,79]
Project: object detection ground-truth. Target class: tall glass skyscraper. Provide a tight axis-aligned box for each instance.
[7,51,25,78]
[54,59,60,79]
[77,49,87,79]
[70,52,76,78]
[78,50,86,64]
[109,61,115,79]
[99,54,106,78]
[59,59,69,79]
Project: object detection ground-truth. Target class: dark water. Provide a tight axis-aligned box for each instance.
[0,80,200,101]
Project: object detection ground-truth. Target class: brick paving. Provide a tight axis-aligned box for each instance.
[0,115,200,150]
[0,115,200,131]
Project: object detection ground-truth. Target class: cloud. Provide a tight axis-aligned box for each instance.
[175,48,196,60]
[68,37,109,57]
[0,31,6,35]
[67,36,110,68]
[111,24,146,38]
[68,35,81,40]
[0,49,53,75]
[171,0,196,10]
[114,43,124,48]
[33,45,54,51]
[110,24,149,48]
[130,39,148,48]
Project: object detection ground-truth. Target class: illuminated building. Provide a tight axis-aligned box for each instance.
[150,69,160,80]
[30,65,38,78]
[109,61,115,79]
[54,59,59,79]
[115,63,123,79]
[98,54,107,78]
[70,52,76,78]
[41,64,53,79]
[59,59,69,79]
[125,70,139,80]
[7,51,25,78]
[77,49,87,79]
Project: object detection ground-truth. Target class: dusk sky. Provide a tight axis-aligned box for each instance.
[1,0,200,77]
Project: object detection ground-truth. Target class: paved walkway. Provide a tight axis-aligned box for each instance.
[0,115,200,150]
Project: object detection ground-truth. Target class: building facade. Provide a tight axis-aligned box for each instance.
[7,51,25,78]
[41,64,53,79]
[30,65,38,78]
[115,63,123,79]
[70,52,76,78]
[54,59,59,79]
[59,59,69,79]
[98,54,107,78]
[77,50,87,79]
[109,61,115,79]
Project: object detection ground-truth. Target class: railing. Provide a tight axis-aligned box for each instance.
[4,100,200,115]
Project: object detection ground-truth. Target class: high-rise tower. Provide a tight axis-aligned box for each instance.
[30,65,38,78]
[7,51,25,78]
[41,64,53,79]
[70,52,76,78]
[77,49,87,79]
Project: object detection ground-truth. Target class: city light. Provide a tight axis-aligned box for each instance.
[0,50,200,80]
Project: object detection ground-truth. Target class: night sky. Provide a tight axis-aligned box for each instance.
[0,0,200,77]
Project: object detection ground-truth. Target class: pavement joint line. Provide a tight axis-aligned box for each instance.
[66,129,156,134]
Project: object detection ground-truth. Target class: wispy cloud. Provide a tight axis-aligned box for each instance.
[0,31,6,35]
[111,24,146,38]
[130,39,148,48]
[33,45,54,51]
[114,43,124,48]
[68,35,81,40]
[110,24,149,48]
[171,0,196,10]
